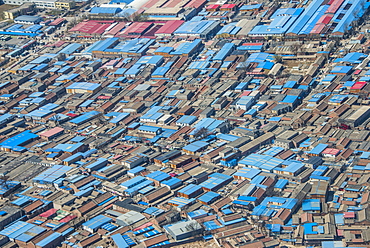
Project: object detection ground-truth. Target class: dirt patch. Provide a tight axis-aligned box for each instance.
[171,240,218,248]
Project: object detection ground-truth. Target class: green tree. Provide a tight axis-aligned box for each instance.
[193,127,209,140]
[273,55,283,63]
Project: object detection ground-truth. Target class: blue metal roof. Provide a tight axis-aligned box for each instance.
[137,55,164,66]
[59,43,82,55]
[302,199,321,211]
[188,209,207,219]
[216,133,239,142]
[33,165,72,184]
[32,63,48,71]
[332,0,367,34]
[249,8,304,35]
[275,179,289,189]
[258,197,298,210]
[331,66,352,74]
[143,207,165,216]
[0,130,37,148]
[299,5,329,35]
[146,171,170,182]
[198,191,220,204]
[110,113,130,124]
[90,7,122,14]
[155,46,173,53]
[83,215,112,231]
[0,113,14,125]
[0,221,46,241]
[67,82,100,91]
[121,176,146,188]
[69,111,100,125]
[217,23,241,36]
[84,38,118,54]
[176,115,197,125]
[168,197,195,208]
[36,232,62,247]
[152,67,170,77]
[114,38,155,54]
[171,39,202,55]
[183,141,209,152]
[233,167,261,179]
[340,52,366,63]
[287,0,324,34]
[14,15,43,23]
[213,43,235,61]
[138,125,162,133]
[178,184,202,196]
[304,222,318,235]
[280,95,299,104]
[174,21,216,35]
[309,143,328,155]
[240,4,262,10]
[161,177,182,188]
[128,166,146,175]
[203,220,223,230]
[86,158,108,171]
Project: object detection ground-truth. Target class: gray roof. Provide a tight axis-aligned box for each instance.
[14,15,43,22]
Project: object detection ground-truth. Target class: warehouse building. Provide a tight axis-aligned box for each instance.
[0,206,24,229]
[14,15,43,25]
[66,82,101,94]
[39,127,64,140]
[3,3,35,20]
[178,184,203,198]
[33,165,72,185]
[173,20,221,39]
[166,220,203,241]
[0,130,38,152]
[340,106,370,128]
[143,0,207,20]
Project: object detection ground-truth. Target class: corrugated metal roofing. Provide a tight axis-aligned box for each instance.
[33,165,72,184]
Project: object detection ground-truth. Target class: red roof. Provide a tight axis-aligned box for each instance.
[310,23,326,34]
[119,22,152,36]
[133,222,153,231]
[317,14,333,25]
[206,4,220,9]
[163,0,182,8]
[343,212,355,218]
[326,0,345,14]
[59,215,77,223]
[155,20,184,35]
[97,96,111,100]
[49,18,65,26]
[221,4,236,9]
[322,148,340,156]
[141,0,160,8]
[185,0,207,9]
[46,40,65,47]
[39,208,57,218]
[112,155,122,160]
[351,82,367,90]
[354,69,362,75]
[69,20,113,35]
[240,91,251,97]
[40,127,64,138]
[106,22,126,36]
[67,113,78,117]
[242,42,263,46]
